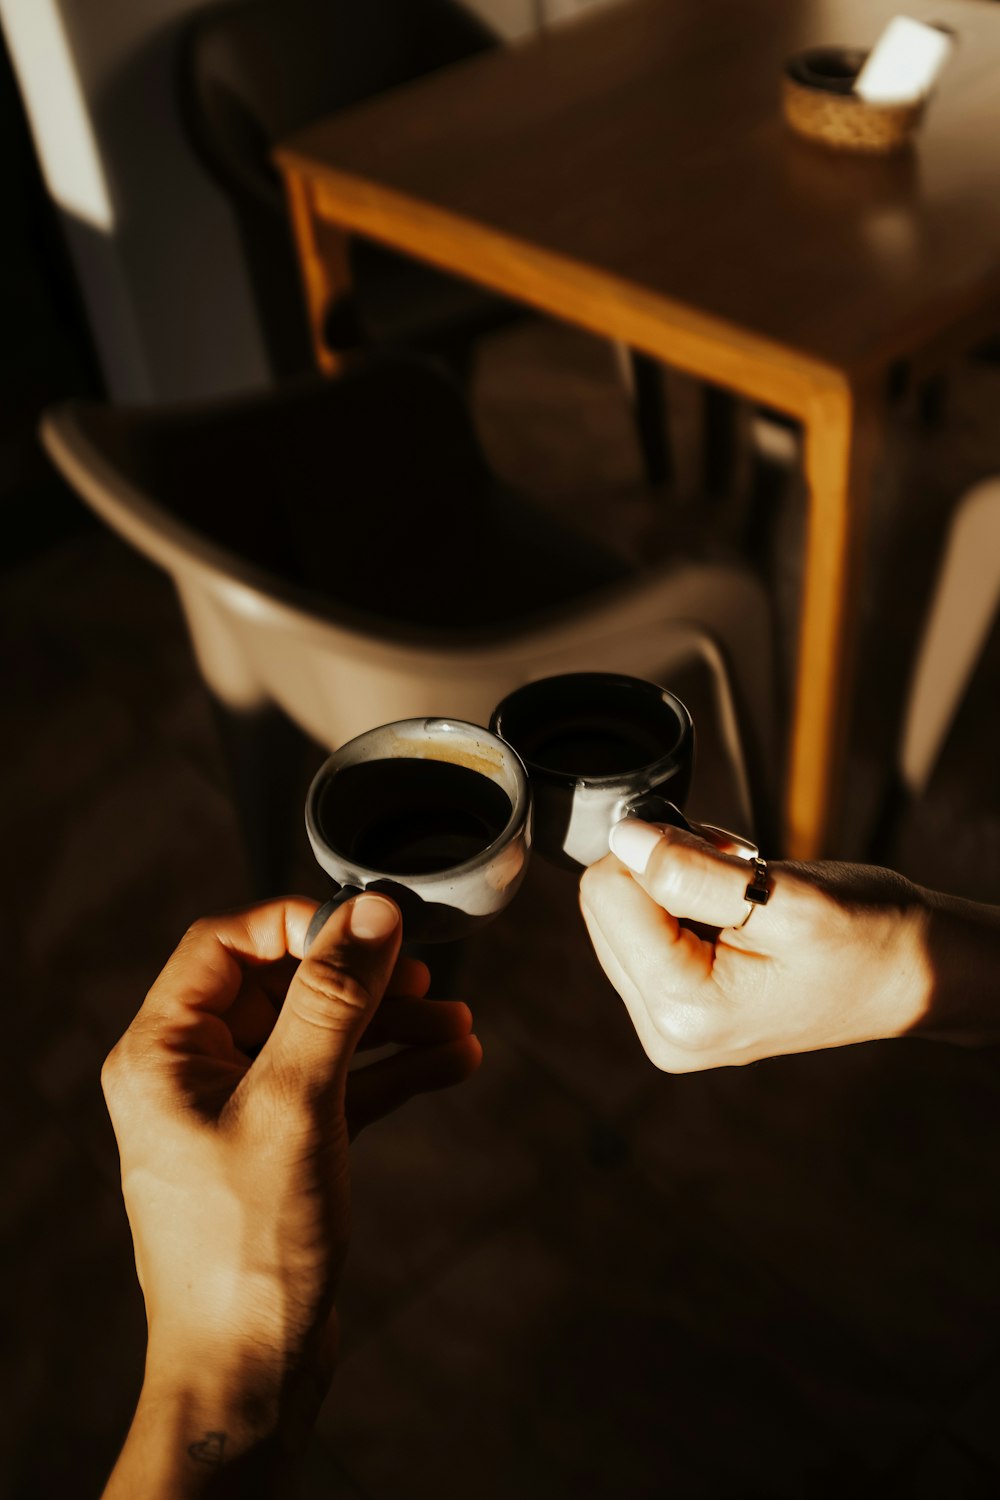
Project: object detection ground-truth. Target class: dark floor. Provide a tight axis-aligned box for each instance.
[4,321,1000,1499]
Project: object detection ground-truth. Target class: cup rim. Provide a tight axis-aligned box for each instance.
[305,717,531,886]
[490,672,693,790]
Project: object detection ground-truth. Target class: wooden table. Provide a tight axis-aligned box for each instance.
[276,0,1000,858]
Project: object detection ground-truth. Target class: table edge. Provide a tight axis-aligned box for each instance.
[275,147,853,416]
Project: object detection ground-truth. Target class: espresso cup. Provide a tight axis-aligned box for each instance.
[490,672,693,869]
[305,718,531,947]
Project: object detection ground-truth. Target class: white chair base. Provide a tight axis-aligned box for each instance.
[900,475,1000,799]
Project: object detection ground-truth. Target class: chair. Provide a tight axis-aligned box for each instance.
[871,475,1000,859]
[179,0,678,484]
[41,355,776,890]
[180,0,513,379]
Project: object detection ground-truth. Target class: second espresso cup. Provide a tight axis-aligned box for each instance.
[305,717,531,946]
[490,672,693,868]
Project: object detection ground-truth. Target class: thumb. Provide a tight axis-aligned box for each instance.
[264,893,402,1094]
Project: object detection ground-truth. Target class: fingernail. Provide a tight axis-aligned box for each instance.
[348,894,400,941]
[609,819,664,875]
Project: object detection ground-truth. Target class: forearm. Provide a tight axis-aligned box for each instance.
[102,1351,331,1500]
[914,886,1000,1045]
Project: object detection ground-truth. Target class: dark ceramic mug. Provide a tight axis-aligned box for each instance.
[305,717,532,948]
[490,672,694,869]
[305,675,695,948]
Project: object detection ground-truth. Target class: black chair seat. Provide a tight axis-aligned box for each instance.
[74,357,633,639]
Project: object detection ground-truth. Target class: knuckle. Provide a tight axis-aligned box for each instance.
[651,840,707,908]
[293,954,374,1028]
[647,991,729,1058]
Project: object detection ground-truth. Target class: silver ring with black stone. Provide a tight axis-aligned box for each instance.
[733,856,770,929]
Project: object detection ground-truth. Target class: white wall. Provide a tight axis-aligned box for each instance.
[463,0,539,38]
[540,0,617,23]
[467,0,620,38]
[1,0,268,401]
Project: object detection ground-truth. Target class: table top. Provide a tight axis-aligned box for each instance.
[277,0,1000,384]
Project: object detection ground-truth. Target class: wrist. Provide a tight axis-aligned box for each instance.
[913,886,1000,1045]
[106,1355,330,1500]
[878,876,937,1039]
[141,1354,284,1442]
[106,1379,286,1500]
[102,1338,335,1500]
[142,1323,336,1453]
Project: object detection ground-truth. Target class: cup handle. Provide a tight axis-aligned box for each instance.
[305,885,364,953]
[620,793,692,832]
[694,824,761,861]
[619,799,763,860]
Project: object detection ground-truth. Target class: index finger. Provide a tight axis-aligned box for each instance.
[145,897,320,1019]
[580,854,740,1070]
[607,821,783,942]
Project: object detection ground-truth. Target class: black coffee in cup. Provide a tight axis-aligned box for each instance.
[508,714,670,779]
[493,675,688,782]
[316,757,512,876]
[490,672,694,868]
[306,720,532,947]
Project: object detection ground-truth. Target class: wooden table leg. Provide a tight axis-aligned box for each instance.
[281,168,353,376]
[785,378,885,859]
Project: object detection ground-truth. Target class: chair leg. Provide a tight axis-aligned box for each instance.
[898,477,1000,802]
[618,354,738,495]
[743,407,800,566]
[698,634,780,853]
[626,350,673,488]
[209,695,314,898]
[740,455,787,572]
[702,385,739,495]
[715,583,779,851]
[322,293,364,353]
[917,373,949,430]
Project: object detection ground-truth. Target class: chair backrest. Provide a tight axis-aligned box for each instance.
[180,0,498,372]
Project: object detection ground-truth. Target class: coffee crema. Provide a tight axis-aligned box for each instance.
[317,757,512,876]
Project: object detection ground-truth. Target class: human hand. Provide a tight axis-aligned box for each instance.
[579,821,934,1072]
[101,894,480,1493]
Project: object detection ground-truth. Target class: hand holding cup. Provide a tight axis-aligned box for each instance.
[580,821,933,1071]
[100,894,480,1493]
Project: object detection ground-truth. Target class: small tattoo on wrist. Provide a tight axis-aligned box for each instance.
[187,1430,227,1466]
